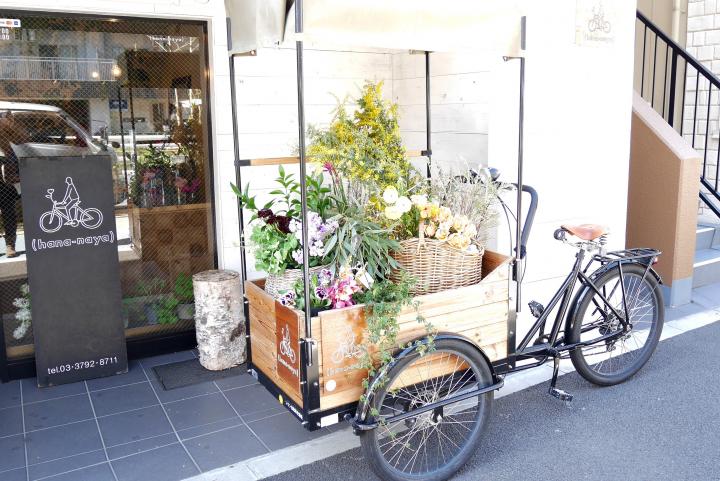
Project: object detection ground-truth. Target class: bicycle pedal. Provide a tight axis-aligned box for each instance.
[528,300,545,318]
[549,388,573,402]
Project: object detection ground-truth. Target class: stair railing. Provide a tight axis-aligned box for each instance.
[637,10,720,218]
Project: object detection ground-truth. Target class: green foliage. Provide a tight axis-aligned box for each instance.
[307,81,418,194]
[249,222,300,274]
[354,274,435,392]
[135,278,166,297]
[174,273,194,303]
[324,214,399,281]
[157,296,179,325]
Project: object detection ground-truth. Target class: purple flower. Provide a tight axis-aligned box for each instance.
[315,286,328,300]
[258,208,274,220]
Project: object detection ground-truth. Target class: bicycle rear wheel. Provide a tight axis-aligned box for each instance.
[568,263,664,386]
[359,339,493,481]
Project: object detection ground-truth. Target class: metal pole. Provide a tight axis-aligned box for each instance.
[116,86,129,201]
[229,54,248,282]
[515,18,526,313]
[295,0,312,341]
[127,84,138,178]
[425,51,432,178]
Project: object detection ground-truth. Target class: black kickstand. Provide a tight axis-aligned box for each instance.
[548,356,573,402]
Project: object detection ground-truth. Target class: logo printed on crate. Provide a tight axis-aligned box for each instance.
[275,303,302,394]
[278,324,298,377]
[331,326,363,364]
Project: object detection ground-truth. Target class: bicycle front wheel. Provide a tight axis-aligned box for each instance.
[568,263,664,386]
[79,208,103,229]
[360,339,493,481]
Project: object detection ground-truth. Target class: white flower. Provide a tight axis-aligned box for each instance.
[382,186,399,204]
[410,194,428,207]
[395,196,412,213]
[384,205,403,220]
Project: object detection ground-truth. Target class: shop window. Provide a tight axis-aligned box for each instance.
[0,12,215,361]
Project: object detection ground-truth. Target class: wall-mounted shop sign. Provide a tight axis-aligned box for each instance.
[19,155,127,387]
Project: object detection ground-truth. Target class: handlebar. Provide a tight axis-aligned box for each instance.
[513,183,538,259]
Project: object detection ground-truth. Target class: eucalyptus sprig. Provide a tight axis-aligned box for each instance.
[354,274,436,399]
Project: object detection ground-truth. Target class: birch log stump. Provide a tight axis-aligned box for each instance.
[193,270,246,370]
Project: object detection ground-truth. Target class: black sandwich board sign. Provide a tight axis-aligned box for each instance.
[19,155,127,387]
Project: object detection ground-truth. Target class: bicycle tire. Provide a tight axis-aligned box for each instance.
[79,208,103,229]
[359,339,493,481]
[39,211,63,233]
[568,263,664,386]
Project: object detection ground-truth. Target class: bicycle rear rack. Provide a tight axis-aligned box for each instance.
[593,248,661,264]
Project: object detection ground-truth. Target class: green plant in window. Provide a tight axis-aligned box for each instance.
[157,296,179,325]
[174,273,194,303]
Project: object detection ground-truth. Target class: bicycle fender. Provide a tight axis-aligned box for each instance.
[564,262,663,340]
[352,333,497,431]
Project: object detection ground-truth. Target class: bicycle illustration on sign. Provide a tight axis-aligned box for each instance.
[331,326,364,364]
[588,2,611,34]
[39,177,103,233]
[279,325,297,364]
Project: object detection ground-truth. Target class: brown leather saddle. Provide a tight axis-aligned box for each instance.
[561,224,608,241]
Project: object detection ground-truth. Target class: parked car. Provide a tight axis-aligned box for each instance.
[0,101,126,204]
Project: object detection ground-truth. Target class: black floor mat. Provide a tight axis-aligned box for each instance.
[153,358,246,390]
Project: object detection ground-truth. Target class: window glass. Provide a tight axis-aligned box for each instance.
[0,13,215,360]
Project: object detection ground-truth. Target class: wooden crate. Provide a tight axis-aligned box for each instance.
[244,249,511,411]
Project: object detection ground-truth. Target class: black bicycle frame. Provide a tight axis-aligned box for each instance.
[510,248,634,370]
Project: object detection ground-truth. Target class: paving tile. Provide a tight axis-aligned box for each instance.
[21,379,86,404]
[40,462,115,481]
[112,443,199,481]
[248,411,327,451]
[0,380,21,409]
[0,406,23,437]
[25,419,102,465]
[0,434,26,472]
[28,449,105,480]
[149,379,219,404]
[24,394,93,431]
[106,433,178,460]
[87,360,147,391]
[163,392,237,431]
[177,416,244,440]
[99,405,173,447]
[0,467,26,481]
[214,372,257,391]
[224,383,284,419]
[183,424,267,471]
[90,382,157,417]
[139,351,196,369]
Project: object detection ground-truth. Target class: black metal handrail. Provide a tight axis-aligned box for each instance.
[636,10,720,218]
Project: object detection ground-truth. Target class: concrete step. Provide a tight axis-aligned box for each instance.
[696,225,716,251]
[693,248,720,287]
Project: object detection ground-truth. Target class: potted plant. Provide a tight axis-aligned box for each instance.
[174,273,195,320]
[133,278,167,325]
[232,166,337,298]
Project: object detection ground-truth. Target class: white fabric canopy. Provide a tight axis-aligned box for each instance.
[226,0,525,55]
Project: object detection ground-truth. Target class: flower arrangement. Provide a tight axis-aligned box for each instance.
[233,166,337,290]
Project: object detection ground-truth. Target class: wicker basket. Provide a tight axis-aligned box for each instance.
[391,238,484,295]
[265,264,329,299]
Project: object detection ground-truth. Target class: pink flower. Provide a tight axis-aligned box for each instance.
[327,275,361,309]
[323,162,334,173]
[182,178,201,194]
[174,176,188,189]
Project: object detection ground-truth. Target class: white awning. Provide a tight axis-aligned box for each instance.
[226,0,525,56]
[225,0,288,55]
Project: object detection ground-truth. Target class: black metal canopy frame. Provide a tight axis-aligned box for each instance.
[229,0,527,425]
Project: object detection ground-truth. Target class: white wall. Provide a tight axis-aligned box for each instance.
[491,0,638,332]
[391,51,493,169]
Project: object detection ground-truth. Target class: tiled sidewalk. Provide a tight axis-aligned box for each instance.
[0,351,334,481]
